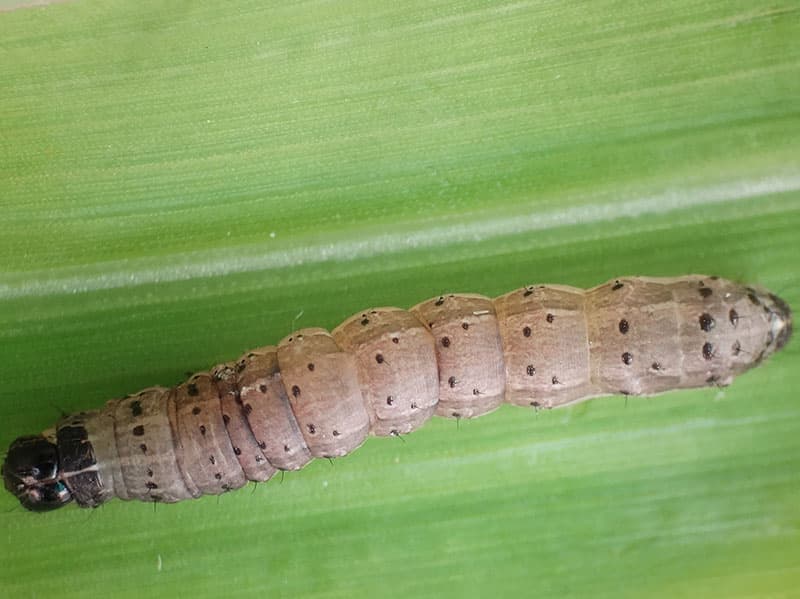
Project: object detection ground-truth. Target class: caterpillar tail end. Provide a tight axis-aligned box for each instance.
[767,292,793,352]
[2,435,72,512]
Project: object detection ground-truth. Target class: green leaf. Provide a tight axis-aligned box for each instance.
[1,2,798,597]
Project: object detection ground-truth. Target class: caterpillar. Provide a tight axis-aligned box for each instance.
[2,275,792,512]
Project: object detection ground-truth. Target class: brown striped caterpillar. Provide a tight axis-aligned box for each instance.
[2,275,792,511]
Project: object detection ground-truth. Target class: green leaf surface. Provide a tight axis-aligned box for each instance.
[1,1,798,597]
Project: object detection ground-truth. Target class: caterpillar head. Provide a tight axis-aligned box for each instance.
[2,436,72,512]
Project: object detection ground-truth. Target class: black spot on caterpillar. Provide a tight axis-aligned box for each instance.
[2,276,792,511]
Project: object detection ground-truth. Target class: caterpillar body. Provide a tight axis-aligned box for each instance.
[2,275,792,512]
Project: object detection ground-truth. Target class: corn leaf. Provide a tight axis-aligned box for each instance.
[1,2,798,597]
